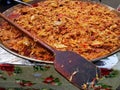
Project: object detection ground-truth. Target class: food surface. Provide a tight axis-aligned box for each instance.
[0,0,120,61]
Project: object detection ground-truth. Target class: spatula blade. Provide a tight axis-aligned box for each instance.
[54,51,100,89]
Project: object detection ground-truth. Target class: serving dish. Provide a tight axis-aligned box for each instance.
[0,0,120,64]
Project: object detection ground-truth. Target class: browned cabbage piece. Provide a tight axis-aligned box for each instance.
[0,0,120,61]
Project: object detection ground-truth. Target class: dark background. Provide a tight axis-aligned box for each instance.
[0,0,18,12]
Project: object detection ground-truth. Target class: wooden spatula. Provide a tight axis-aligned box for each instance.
[0,13,100,89]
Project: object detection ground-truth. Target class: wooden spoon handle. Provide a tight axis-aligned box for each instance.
[0,13,55,53]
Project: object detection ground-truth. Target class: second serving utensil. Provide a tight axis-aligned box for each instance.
[0,12,100,89]
[13,0,33,7]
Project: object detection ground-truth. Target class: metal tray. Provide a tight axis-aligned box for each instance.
[0,0,120,64]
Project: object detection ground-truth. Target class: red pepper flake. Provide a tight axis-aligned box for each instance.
[23,48,31,56]
[58,13,66,19]
[58,14,63,18]
[8,13,20,19]
[81,43,88,48]
[32,3,39,7]
[83,44,87,48]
